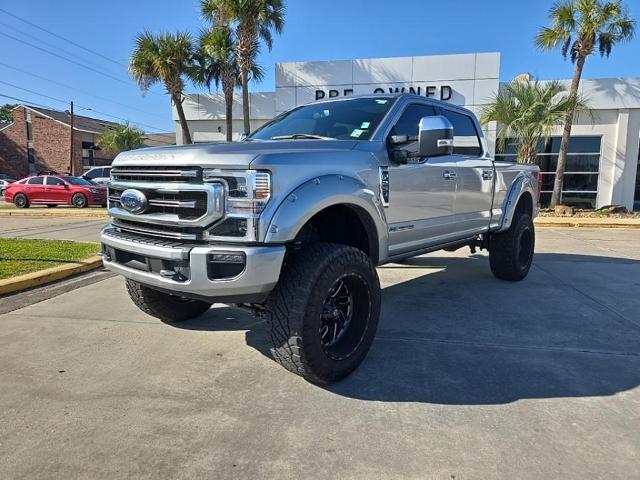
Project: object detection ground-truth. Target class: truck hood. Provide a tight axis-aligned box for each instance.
[112,140,360,170]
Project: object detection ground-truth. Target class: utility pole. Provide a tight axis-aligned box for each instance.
[69,101,74,175]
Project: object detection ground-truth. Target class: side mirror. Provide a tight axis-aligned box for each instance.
[418,115,454,158]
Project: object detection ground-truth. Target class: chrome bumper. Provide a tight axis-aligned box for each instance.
[100,227,285,301]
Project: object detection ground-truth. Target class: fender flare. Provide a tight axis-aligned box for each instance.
[262,175,389,263]
[497,173,537,232]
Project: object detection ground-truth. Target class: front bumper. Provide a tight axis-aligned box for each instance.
[100,227,285,302]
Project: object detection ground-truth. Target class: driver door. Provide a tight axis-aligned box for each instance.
[385,104,459,256]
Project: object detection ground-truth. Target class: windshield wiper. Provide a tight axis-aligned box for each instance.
[270,134,334,140]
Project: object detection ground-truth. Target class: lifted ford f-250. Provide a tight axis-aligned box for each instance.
[100,93,540,384]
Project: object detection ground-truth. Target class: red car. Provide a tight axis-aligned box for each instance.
[4,175,107,208]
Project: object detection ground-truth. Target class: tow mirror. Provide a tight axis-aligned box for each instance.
[418,115,454,158]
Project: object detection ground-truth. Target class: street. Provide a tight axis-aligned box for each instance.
[0,215,105,242]
[0,227,639,479]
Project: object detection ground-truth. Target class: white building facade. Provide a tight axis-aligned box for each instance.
[174,52,640,210]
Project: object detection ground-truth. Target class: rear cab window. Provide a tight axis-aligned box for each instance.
[440,109,484,156]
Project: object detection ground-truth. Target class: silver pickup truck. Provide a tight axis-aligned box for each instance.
[101,93,540,384]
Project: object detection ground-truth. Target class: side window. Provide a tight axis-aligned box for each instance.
[85,169,99,179]
[390,104,437,140]
[46,176,65,186]
[441,110,483,156]
[27,176,44,185]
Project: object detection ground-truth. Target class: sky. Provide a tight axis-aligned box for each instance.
[0,0,638,133]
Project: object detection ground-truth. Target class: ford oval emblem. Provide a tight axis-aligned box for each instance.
[119,189,148,214]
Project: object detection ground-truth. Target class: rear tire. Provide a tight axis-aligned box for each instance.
[72,193,87,208]
[263,243,381,384]
[13,193,29,208]
[489,214,535,281]
[125,279,212,322]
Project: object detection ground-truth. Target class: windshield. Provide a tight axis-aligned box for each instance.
[63,176,94,186]
[249,97,395,141]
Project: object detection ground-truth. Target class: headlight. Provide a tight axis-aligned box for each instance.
[202,169,271,241]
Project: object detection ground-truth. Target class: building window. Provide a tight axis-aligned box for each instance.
[495,136,602,209]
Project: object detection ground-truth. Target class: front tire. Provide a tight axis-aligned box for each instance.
[263,243,381,384]
[489,214,535,281]
[72,193,87,208]
[125,279,212,322]
[13,193,29,208]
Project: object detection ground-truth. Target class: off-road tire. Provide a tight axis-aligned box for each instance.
[72,193,87,208]
[125,279,212,322]
[13,193,29,208]
[489,214,535,281]
[263,243,381,384]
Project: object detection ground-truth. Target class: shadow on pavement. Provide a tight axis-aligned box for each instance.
[170,252,640,405]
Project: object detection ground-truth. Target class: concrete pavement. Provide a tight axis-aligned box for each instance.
[0,228,639,479]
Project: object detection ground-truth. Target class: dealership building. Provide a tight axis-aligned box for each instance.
[174,52,640,211]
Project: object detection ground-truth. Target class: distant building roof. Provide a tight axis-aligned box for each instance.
[13,105,120,134]
[144,132,176,147]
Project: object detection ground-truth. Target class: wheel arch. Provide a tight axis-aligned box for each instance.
[497,174,537,232]
[263,175,388,264]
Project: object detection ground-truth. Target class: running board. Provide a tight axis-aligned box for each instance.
[384,236,478,265]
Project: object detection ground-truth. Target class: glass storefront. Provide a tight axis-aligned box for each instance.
[634,141,640,211]
[495,136,602,209]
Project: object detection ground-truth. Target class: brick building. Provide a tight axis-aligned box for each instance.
[0,105,119,179]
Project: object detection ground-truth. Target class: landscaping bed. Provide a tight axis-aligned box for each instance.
[0,238,99,280]
[538,208,640,219]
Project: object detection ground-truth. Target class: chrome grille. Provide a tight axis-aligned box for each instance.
[111,166,202,183]
[109,189,208,220]
[112,219,199,241]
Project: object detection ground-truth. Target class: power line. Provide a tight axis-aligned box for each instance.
[0,80,169,132]
[0,20,123,77]
[0,31,133,87]
[0,93,54,110]
[0,61,169,120]
[0,7,125,67]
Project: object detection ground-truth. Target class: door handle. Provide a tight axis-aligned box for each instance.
[482,169,494,180]
[443,170,457,180]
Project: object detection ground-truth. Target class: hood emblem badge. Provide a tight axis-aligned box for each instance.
[119,189,148,214]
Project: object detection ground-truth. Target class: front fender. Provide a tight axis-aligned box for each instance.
[262,175,389,263]
[497,173,537,232]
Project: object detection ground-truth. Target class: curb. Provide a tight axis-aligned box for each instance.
[0,210,107,218]
[534,218,640,228]
[0,256,103,296]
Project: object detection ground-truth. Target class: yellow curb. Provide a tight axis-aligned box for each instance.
[534,219,640,228]
[0,256,103,295]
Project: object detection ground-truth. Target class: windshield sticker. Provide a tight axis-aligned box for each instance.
[350,129,364,138]
[360,122,371,129]
[375,99,388,104]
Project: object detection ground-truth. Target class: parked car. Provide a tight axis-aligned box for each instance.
[4,175,107,208]
[0,173,13,181]
[0,178,15,196]
[101,93,540,384]
[83,166,111,185]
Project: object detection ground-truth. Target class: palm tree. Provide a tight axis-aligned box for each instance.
[129,31,195,144]
[481,79,590,165]
[191,26,238,142]
[201,0,285,135]
[535,0,635,207]
[97,123,147,154]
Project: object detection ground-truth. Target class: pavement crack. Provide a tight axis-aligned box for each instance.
[375,335,640,357]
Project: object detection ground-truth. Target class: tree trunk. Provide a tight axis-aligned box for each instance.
[172,93,192,145]
[241,69,250,135]
[550,55,586,208]
[223,78,234,142]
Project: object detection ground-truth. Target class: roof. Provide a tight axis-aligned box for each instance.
[11,105,120,134]
[144,132,176,147]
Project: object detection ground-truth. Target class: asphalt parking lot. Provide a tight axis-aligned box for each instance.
[1,227,639,479]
